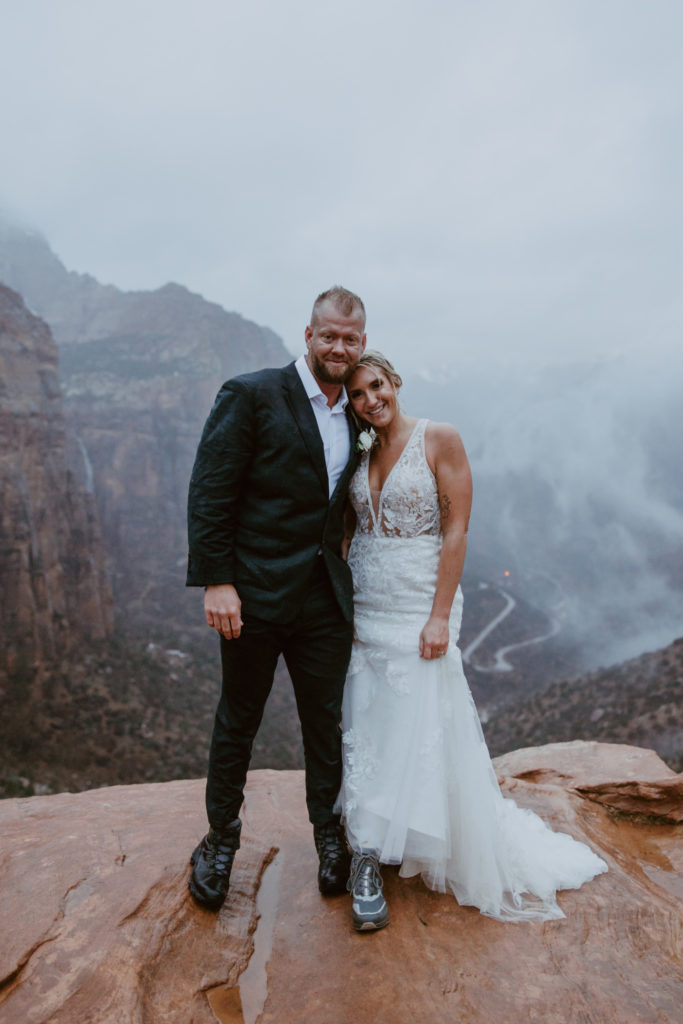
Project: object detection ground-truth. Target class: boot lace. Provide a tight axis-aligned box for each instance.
[207,826,240,873]
[314,825,346,861]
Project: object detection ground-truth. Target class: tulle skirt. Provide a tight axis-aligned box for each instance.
[338,533,608,922]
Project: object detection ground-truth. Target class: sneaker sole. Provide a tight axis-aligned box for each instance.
[353,915,390,932]
[352,905,390,931]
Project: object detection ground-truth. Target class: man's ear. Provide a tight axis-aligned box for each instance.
[304,324,313,347]
[360,334,367,353]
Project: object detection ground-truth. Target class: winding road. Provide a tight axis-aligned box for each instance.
[462,583,560,673]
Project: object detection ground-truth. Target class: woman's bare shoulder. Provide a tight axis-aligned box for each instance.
[425,420,466,454]
[424,420,468,475]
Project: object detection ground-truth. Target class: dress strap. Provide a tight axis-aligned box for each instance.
[415,418,428,453]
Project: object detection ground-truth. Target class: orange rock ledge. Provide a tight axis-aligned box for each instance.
[0,742,680,1024]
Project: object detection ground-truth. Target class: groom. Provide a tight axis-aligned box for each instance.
[186,286,367,909]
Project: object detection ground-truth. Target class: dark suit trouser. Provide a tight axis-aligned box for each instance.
[205,562,353,831]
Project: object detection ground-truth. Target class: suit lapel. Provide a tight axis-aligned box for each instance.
[330,411,360,506]
[281,362,328,493]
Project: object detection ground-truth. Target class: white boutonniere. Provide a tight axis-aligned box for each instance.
[355,430,374,453]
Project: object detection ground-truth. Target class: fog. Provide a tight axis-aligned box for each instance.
[2,2,681,669]
[405,350,683,666]
[1,0,683,371]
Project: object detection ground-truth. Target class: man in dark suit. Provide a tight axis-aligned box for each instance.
[186,286,367,909]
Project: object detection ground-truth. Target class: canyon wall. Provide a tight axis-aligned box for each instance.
[1,222,291,632]
[0,284,112,685]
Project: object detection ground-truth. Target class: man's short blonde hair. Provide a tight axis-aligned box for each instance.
[311,286,366,328]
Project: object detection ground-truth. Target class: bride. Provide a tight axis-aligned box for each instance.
[338,351,607,931]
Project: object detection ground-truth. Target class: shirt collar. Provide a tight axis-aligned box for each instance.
[295,353,349,410]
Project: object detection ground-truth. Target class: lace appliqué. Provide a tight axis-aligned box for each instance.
[342,728,379,813]
[349,420,440,539]
[348,641,412,696]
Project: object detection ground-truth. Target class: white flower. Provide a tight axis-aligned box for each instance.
[355,430,373,453]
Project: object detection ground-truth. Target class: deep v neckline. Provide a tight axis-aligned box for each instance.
[366,419,423,530]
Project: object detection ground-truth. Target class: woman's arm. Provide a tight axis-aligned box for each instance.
[419,422,473,660]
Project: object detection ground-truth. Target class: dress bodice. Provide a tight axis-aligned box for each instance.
[349,419,441,538]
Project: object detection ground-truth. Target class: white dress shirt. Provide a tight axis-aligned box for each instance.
[295,354,351,498]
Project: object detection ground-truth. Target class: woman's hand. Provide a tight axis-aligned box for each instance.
[419,614,450,660]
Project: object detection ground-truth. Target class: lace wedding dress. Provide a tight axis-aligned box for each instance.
[338,419,607,922]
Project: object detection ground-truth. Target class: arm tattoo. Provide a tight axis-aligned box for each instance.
[438,492,452,521]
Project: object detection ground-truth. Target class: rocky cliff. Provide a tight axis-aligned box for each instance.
[0,743,680,1024]
[0,223,302,799]
[485,635,683,772]
[0,284,112,686]
[0,220,290,630]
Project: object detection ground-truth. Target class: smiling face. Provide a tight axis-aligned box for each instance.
[304,300,366,386]
[347,363,399,429]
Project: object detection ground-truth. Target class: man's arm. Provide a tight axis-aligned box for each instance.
[187,379,255,638]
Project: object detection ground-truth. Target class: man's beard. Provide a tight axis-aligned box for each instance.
[309,351,356,384]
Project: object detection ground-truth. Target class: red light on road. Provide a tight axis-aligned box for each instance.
[504,571,510,577]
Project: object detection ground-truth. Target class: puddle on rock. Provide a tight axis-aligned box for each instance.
[207,985,244,1023]
[207,851,282,1024]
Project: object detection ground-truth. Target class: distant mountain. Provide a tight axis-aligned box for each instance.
[0,218,291,632]
[483,635,683,772]
[0,219,286,357]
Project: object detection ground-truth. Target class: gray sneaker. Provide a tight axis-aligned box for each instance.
[347,850,390,931]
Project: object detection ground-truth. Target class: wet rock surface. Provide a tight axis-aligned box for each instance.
[0,743,680,1023]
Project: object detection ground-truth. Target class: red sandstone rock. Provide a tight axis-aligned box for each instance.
[0,743,680,1023]
[496,740,683,822]
[0,284,113,684]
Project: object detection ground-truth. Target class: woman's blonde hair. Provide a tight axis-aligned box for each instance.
[348,350,403,430]
[352,350,402,391]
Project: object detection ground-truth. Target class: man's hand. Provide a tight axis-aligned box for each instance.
[205,584,243,639]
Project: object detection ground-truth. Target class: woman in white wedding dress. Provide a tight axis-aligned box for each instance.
[338,351,607,931]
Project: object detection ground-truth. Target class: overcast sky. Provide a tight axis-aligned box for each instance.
[1,0,682,369]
